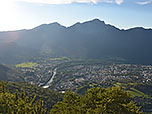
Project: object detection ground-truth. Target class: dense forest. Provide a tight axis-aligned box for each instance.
[0,81,144,114]
[0,81,63,113]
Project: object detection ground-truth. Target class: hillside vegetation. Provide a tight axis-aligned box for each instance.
[0,81,63,113]
[50,87,143,114]
[0,81,143,114]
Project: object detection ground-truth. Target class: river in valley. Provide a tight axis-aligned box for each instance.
[42,68,57,88]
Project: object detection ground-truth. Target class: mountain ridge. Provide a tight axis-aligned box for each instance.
[0,18,152,64]
[1,19,151,32]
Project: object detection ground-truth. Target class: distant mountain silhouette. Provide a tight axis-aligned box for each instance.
[0,19,152,64]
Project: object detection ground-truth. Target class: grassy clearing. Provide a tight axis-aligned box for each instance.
[128,88,152,99]
[113,82,151,99]
[129,83,135,85]
[16,62,37,68]
[48,57,70,61]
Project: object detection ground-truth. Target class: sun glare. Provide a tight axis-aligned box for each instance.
[0,0,14,12]
[0,0,22,31]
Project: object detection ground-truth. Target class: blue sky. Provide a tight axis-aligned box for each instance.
[0,0,152,31]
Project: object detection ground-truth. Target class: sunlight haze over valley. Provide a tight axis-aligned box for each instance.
[0,0,152,114]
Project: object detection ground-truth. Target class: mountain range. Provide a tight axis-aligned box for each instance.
[0,19,152,64]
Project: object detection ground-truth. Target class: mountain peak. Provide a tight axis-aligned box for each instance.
[49,22,61,26]
[91,18,105,24]
[80,18,106,27]
[33,22,65,30]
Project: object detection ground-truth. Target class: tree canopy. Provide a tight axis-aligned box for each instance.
[50,87,143,114]
[0,81,46,114]
[0,81,143,114]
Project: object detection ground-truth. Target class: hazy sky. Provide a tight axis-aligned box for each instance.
[0,0,152,31]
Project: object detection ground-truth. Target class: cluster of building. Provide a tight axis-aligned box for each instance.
[53,63,152,91]
[16,59,152,92]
